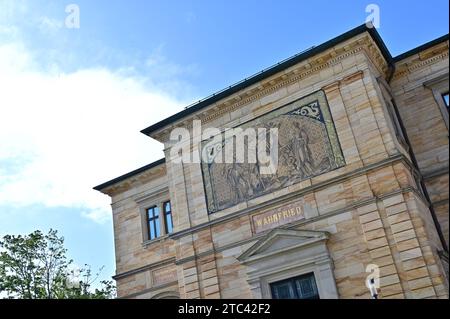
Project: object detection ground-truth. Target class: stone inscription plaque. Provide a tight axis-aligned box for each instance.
[201,90,345,213]
[252,199,306,233]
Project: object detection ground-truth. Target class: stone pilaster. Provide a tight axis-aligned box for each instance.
[338,70,389,165]
[322,80,361,165]
[356,201,405,298]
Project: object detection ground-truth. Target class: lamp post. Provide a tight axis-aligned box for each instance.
[368,278,378,299]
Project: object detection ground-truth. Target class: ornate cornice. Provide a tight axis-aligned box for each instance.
[102,165,167,196]
[393,41,449,80]
[152,34,390,141]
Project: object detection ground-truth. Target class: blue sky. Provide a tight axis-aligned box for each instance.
[0,0,448,285]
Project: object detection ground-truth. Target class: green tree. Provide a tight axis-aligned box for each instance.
[0,229,115,299]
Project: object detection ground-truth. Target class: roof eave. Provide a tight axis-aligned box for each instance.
[393,34,449,62]
[93,158,166,192]
[140,23,392,138]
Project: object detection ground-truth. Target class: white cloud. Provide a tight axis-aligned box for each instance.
[0,40,189,224]
[38,16,63,33]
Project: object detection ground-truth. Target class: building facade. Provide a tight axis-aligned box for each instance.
[94,25,449,299]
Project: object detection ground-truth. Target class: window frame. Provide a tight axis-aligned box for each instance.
[146,206,161,241]
[135,188,171,245]
[424,73,449,131]
[377,77,409,151]
[163,201,173,234]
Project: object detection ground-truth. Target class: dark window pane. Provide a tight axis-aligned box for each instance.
[271,281,296,299]
[165,202,171,213]
[295,276,319,299]
[270,273,319,299]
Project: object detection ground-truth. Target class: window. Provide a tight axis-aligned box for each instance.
[141,200,174,242]
[239,229,338,298]
[139,195,174,243]
[386,98,408,150]
[423,74,449,130]
[270,273,319,299]
[442,93,449,109]
[377,77,408,149]
[147,206,161,240]
[163,201,173,234]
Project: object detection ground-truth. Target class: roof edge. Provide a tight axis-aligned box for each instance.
[141,23,391,137]
[393,34,449,62]
[93,158,166,192]
[94,30,449,195]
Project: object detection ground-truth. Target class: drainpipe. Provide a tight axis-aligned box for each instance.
[386,62,448,253]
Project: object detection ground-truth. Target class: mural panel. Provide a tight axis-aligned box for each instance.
[201,90,345,213]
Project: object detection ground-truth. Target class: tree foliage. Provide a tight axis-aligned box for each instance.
[0,229,115,299]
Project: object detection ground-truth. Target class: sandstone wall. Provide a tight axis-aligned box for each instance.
[108,33,449,299]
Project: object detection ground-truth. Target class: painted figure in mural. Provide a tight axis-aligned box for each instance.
[203,93,345,212]
[247,163,264,196]
[225,162,250,202]
[292,123,315,178]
